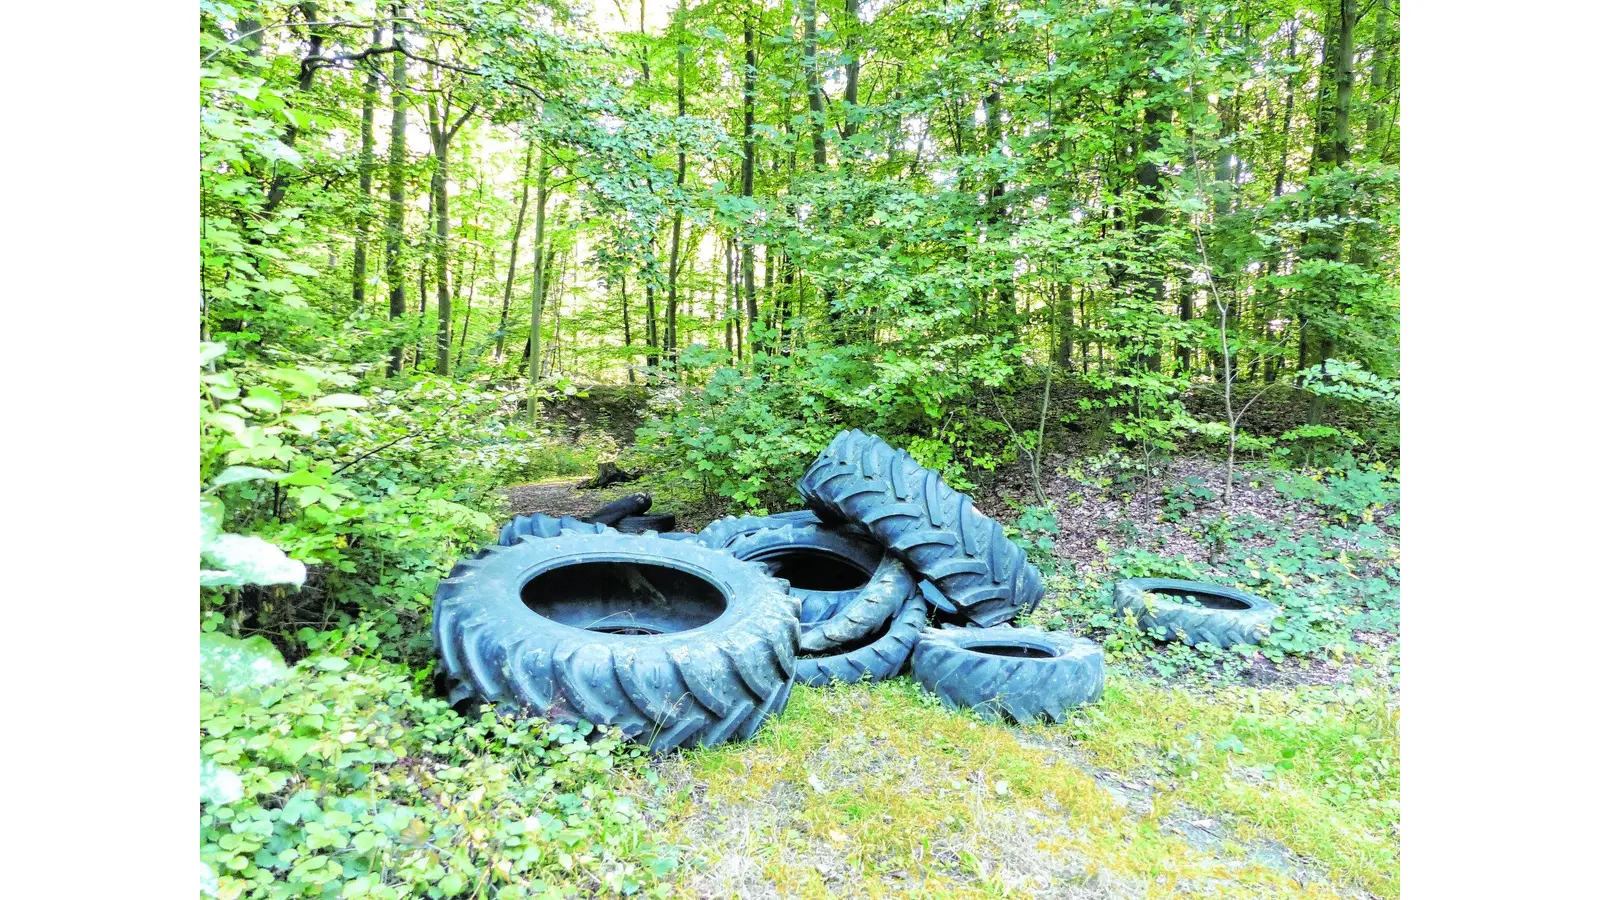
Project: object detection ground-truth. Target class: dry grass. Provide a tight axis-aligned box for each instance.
[627,676,1389,899]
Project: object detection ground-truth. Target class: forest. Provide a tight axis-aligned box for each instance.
[200,0,1400,897]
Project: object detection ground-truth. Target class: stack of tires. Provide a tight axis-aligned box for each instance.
[432,429,1105,754]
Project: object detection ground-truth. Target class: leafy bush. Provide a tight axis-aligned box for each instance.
[200,635,677,900]
[1276,458,1399,523]
[200,343,597,658]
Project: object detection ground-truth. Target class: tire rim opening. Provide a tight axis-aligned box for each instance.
[521,561,728,635]
[747,547,872,592]
[967,643,1056,659]
[1152,588,1250,610]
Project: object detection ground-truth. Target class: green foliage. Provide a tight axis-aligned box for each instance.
[633,355,840,512]
[1038,462,1399,679]
[1008,505,1062,578]
[1159,476,1217,522]
[200,657,677,900]
[1276,457,1400,523]
[200,341,605,657]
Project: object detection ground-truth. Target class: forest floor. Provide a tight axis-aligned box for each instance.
[501,448,1399,899]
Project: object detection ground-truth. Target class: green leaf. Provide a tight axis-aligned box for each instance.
[315,393,368,409]
[212,466,281,487]
[200,632,289,693]
[285,414,321,435]
[201,496,224,548]
[200,342,228,368]
[200,755,245,805]
[200,862,220,897]
[314,656,350,672]
[201,534,306,587]
[242,387,284,415]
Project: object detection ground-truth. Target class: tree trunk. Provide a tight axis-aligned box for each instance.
[802,0,826,168]
[841,0,862,145]
[666,20,688,364]
[458,247,487,366]
[429,103,451,375]
[263,4,326,216]
[739,12,760,350]
[620,271,635,383]
[1365,0,1392,151]
[1305,0,1357,425]
[496,143,534,362]
[352,26,381,310]
[1055,283,1073,369]
[723,236,735,355]
[414,187,430,373]
[383,20,408,376]
[524,156,550,417]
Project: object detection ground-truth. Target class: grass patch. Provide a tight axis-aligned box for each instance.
[1060,674,1399,897]
[640,674,1393,898]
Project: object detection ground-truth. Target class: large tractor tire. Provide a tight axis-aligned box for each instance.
[694,510,832,550]
[497,512,608,547]
[719,523,914,652]
[434,532,799,753]
[797,430,1044,627]
[911,626,1103,724]
[797,590,928,687]
[1111,578,1278,649]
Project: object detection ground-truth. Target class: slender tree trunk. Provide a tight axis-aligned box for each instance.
[383,20,408,376]
[458,248,487,366]
[496,143,534,362]
[620,272,635,383]
[1055,283,1074,369]
[352,26,381,310]
[1305,0,1356,426]
[429,103,451,375]
[1332,0,1356,168]
[1274,22,1299,198]
[841,0,862,145]
[263,4,326,215]
[666,21,688,364]
[644,256,660,370]
[524,157,550,417]
[1365,0,1392,150]
[723,236,735,354]
[414,187,430,373]
[802,0,826,168]
[740,11,760,350]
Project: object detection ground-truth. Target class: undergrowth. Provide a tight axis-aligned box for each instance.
[200,635,678,900]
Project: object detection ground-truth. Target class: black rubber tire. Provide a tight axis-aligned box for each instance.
[911,626,1104,724]
[797,430,1044,627]
[797,590,928,687]
[616,513,677,534]
[1111,578,1279,648]
[721,523,914,652]
[497,513,609,546]
[694,511,828,550]
[583,492,651,526]
[433,532,800,753]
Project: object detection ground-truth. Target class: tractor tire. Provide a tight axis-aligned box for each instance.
[497,513,609,546]
[797,430,1044,626]
[583,492,652,526]
[616,513,677,534]
[1111,578,1278,649]
[694,511,829,550]
[797,590,928,687]
[911,625,1103,724]
[433,532,799,753]
[720,523,914,652]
